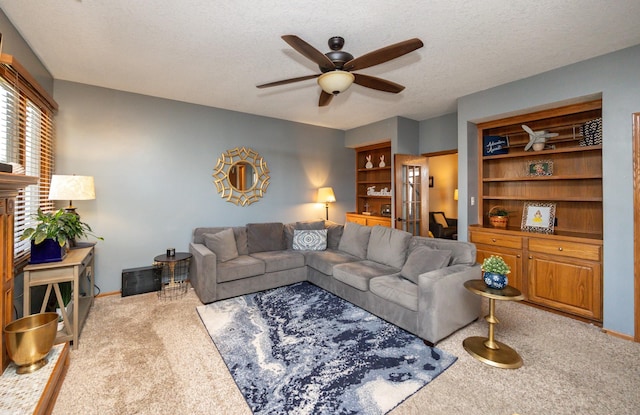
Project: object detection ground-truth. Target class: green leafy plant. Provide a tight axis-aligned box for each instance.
[481,255,511,275]
[20,208,103,247]
[488,207,509,217]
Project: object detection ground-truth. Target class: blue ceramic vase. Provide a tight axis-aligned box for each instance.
[483,272,508,289]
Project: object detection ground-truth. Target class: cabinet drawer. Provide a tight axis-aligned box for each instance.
[345,214,367,225]
[470,232,522,249]
[528,239,601,261]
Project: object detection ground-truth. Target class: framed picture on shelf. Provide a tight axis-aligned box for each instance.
[526,159,553,176]
[521,202,556,233]
[483,135,509,156]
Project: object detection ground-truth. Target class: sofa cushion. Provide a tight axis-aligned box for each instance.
[333,260,399,291]
[370,275,418,311]
[293,229,327,251]
[304,249,360,276]
[400,246,452,284]
[366,226,412,269]
[250,250,305,273]
[284,220,325,249]
[203,229,239,262]
[338,222,372,259]
[247,222,285,253]
[325,220,344,250]
[193,227,248,256]
[408,236,476,266]
[216,255,266,283]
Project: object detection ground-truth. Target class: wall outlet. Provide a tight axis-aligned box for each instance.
[470,196,475,206]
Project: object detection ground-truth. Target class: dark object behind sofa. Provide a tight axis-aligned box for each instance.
[429,211,457,239]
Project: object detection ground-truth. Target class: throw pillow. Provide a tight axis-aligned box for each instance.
[400,246,452,284]
[433,212,448,228]
[203,228,239,262]
[283,220,325,249]
[292,229,327,251]
[338,222,372,259]
[247,222,285,253]
[366,226,412,269]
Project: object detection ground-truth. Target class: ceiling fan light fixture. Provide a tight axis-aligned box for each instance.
[318,70,354,95]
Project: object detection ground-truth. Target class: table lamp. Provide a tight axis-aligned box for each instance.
[317,187,336,221]
[48,175,96,216]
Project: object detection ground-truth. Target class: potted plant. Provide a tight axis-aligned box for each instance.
[488,206,509,228]
[20,208,103,264]
[481,255,511,289]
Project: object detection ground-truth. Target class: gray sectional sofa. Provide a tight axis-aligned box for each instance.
[189,220,481,345]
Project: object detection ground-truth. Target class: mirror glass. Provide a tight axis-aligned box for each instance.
[213,147,270,206]
[228,161,255,191]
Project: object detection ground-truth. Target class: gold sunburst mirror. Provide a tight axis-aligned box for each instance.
[213,147,270,206]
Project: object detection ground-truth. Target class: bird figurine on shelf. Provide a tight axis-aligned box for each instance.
[522,124,558,151]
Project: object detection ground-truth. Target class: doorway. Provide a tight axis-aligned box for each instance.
[424,150,459,220]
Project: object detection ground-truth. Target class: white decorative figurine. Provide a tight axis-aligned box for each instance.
[365,155,373,169]
[379,155,386,168]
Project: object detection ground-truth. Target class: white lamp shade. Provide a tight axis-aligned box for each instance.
[317,187,336,203]
[48,175,96,201]
[317,71,355,95]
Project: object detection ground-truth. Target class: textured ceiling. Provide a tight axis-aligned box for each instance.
[1,1,639,130]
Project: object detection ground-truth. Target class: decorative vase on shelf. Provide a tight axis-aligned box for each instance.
[379,155,385,168]
[483,272,508,290]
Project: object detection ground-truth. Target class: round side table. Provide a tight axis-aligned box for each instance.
[154,252,192,300]
[463,279,524,369]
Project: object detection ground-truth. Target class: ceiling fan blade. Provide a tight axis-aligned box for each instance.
[256,74,320,89]
[353,73,405,93]
[319,91,333,107]
[282,35,336,70]
[344,38,424,71]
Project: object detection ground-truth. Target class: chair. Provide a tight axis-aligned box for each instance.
[429,211,458,239]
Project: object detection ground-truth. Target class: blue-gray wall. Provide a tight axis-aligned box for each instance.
[53,81,352,294]
[419,112,458,153]
[457,45,640,336]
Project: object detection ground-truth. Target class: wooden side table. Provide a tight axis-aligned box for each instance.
[23,246,95,349]
[463,279,525,369]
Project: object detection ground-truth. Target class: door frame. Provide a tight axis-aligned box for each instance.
[633,112,639,342]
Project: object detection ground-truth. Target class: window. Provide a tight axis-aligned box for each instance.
[0,56,56,267]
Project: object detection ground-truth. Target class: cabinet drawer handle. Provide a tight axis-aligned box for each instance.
[516,254,521,258]
[528,256,533,259]
[492,238,496,242]
[558,247,563,251]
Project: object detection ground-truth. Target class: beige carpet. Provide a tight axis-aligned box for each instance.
[52,287,640,415]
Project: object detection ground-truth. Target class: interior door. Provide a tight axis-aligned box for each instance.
[394,154,428,236]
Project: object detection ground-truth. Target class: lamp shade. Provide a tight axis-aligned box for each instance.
[318,187,336,203]
[317,71,355,95]
[317,187,336,203]
[48,175,96,201]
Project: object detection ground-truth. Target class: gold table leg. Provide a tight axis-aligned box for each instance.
[463,298,523,369]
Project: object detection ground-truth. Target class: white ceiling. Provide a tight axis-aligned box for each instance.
[1,1,639,130]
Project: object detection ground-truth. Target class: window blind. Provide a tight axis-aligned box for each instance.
[0,55,57,268]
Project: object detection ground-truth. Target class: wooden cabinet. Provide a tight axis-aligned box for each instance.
[0,173,38,371]
[347,142,392,227]
[470,227,602,322]
[469,99,604,324]
[345,213,391,227]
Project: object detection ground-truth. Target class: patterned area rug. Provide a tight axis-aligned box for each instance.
[196,282,457,415]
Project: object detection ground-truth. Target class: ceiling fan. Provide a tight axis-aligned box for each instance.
[256,35,424,106]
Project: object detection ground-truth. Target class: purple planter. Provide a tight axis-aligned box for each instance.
[30,239,66,264]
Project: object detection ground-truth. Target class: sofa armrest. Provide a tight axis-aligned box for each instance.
[417,264,482,344]
[189,242,218,304]
[446,218,458,227]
